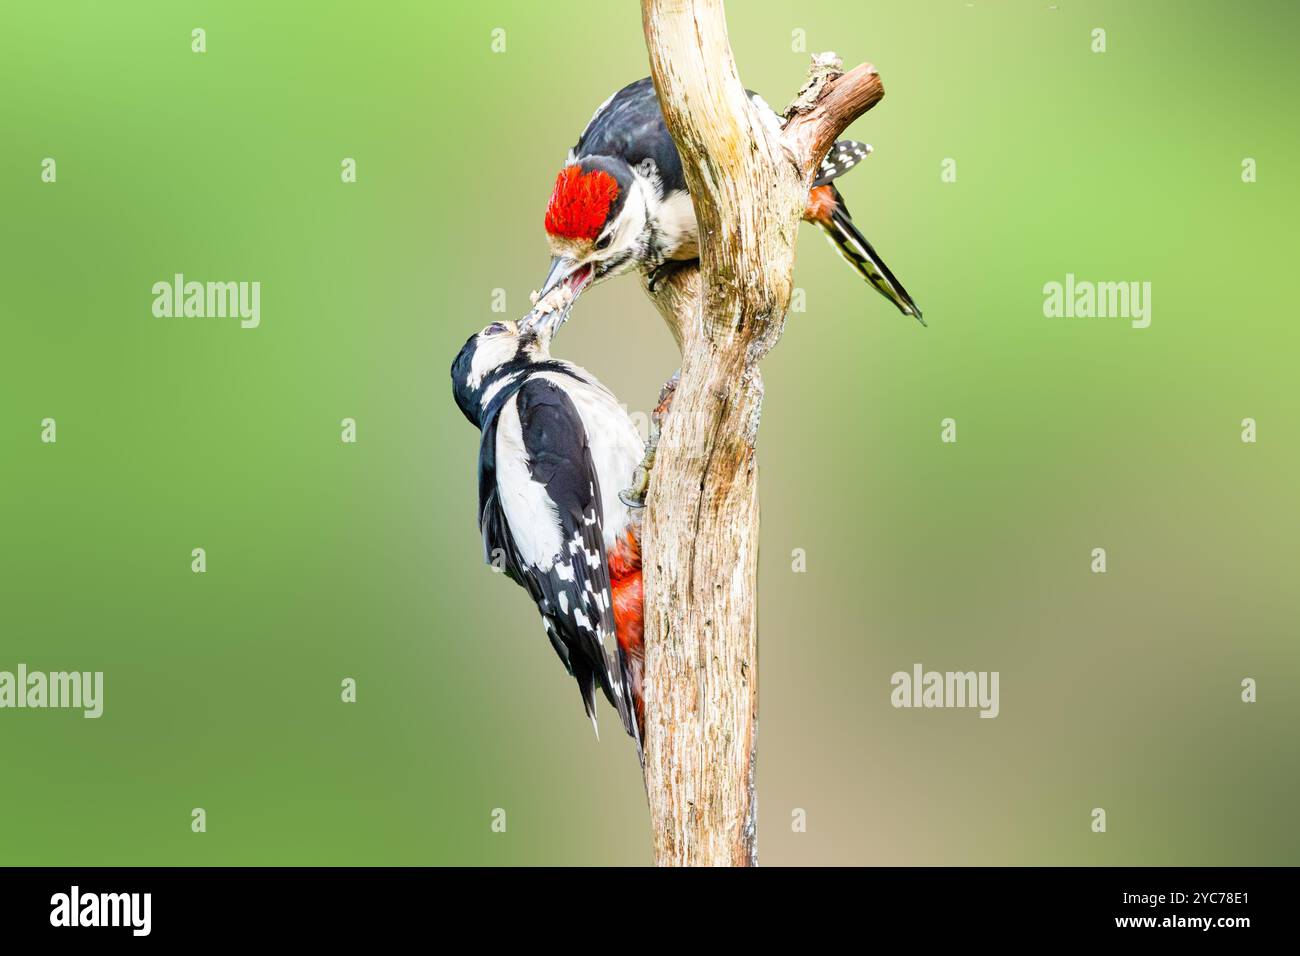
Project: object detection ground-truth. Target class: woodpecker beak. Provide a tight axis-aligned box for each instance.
[530,305,568,345]
[540,255,585,300]
[521,256,595,340]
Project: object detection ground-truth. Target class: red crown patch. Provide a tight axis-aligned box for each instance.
[544,166,619,241]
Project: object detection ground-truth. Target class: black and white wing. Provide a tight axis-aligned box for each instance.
[481,377,639,742]
[573,77,687,195]
[813,140,872,187]
[575,78,871,193]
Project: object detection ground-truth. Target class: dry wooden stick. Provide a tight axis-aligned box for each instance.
[638,0,886,866]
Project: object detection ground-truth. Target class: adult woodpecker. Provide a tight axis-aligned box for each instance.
[526,76,922,330]
[451,316,647,751]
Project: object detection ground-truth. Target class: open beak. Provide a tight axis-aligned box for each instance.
[520,256,595,341]
[540,255,586,300]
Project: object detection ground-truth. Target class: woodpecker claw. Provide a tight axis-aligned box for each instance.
[646,261,687,294]
[620,421,659,510]
[619,370,681,510]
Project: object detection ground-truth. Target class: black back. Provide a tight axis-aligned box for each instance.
[574,77,687,195]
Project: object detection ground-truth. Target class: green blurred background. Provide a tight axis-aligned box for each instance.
[2,0,1296,866]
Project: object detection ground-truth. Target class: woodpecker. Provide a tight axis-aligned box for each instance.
[527,76,922,330]
[451,317,646,751]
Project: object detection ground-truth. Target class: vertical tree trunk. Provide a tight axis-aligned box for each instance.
[638,0,885,866]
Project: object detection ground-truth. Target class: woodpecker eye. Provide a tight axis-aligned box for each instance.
[485,322,509,336]
[594,233,612,252]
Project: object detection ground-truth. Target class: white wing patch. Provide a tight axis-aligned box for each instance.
[495,398,564,568]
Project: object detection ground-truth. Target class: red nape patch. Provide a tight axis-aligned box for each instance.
[545,166,619,240]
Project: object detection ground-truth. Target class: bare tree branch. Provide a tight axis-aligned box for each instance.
[784,58,885,174]
[639,0,885,866]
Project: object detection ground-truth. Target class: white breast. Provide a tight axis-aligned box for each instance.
[631,163,698,262]
[495,398,564,569]
[655,189,699,260]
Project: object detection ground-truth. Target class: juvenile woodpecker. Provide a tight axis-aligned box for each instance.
[527,76,922,330]
[451,317,646,750]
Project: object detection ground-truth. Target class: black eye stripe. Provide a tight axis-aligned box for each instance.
[599,249,634,275]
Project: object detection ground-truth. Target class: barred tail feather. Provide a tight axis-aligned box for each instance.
[820,207,924,325]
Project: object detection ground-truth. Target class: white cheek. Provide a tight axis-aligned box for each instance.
[468,335,516,389]
[627,201,648,246]
[605,187,648,258]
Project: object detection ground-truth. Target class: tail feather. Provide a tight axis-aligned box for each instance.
[619,648,645,768]
[573,658,601,735]
[819,201,924,325]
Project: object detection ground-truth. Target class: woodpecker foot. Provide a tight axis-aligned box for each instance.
[619,424,658,510]
[646,264,669,294]
[646,261,691,294]
[620,370,681,510]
